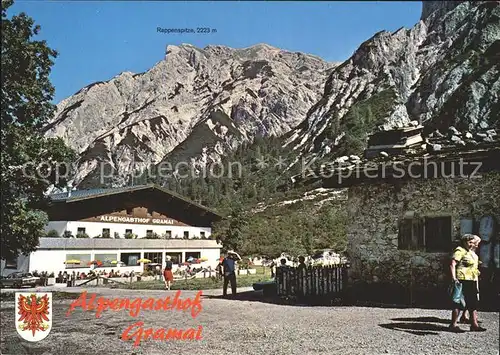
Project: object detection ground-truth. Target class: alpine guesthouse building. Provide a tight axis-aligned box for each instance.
[1,184,223,276]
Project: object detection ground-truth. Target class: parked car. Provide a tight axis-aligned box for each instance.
[0,272,40,288]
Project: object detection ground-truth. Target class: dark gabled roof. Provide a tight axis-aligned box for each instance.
[50,185,142,201]
[49,183,223,219]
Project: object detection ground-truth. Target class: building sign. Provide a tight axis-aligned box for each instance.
[99,215,176,225]
[81,213,188,226]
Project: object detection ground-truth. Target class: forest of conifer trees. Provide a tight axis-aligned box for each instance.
[134,135,348,258]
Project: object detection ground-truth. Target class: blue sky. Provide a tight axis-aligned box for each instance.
[9,1,422,103]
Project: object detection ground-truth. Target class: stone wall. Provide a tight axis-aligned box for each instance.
[345,172,500,305]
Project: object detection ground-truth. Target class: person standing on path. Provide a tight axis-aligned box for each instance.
[297,256,307,271]
[163,255,174,290]
[222,251,239,297]
[449,234,486,332]
[458,236,482,324]
[270,259,277,278]
[216,256,224,280]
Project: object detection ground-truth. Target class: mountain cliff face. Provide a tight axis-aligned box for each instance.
[285,1,499,163]
[46,1,499,190]
[45,44,334,187]
[420,1,465,20]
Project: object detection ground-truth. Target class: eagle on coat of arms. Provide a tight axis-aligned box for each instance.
[17,294,50,336]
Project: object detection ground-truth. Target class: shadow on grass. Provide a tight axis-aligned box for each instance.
[104,276,271,291]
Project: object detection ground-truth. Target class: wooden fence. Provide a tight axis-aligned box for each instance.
[275,264,348,299]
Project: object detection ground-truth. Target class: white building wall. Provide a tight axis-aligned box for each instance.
[29,249,143,275]
[27,247,221,275]
[47,221,211,239]
[30,250,79,275]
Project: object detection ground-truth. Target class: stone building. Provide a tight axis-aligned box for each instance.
[319,133,500,306]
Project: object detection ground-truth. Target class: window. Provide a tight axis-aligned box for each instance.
[77,227,86,234]
[65,254,91,269]
[144,252,162,264]
[200,231,206,239]
[146,230,153,238]
[5,257,18,269]
[125,229,132,234]
[102,228,110,238]
[120,253,141,266]
[94,254,118,267]
[185,252,201,261]
[165,230,172,239]
[459,217,473,236]
[424,216,452,252]
[183,231,189,239]
[398,214,452,252]
[398,218,423,250]
[166,252,182,264]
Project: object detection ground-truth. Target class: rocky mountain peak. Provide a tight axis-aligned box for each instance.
[46,1,498,191]
[285,1,499,165]
[47,42,335,188]
[421,1,466,20]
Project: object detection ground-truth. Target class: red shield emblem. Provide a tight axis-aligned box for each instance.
[15,292,52,342]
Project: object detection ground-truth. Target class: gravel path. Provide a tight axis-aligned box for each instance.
[1,287,498,355]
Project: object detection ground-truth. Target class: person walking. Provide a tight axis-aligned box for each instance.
[458,236,482,324]
[449,234,486,332]
[270,259,276,278]
[222,251,239,297]
[163,256,174,290]
[216,256,224,280]
[297,256,307,271]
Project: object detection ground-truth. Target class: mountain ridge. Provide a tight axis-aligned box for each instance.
[45,43,336,188]
[284,0,499,166]
[45,1,499,194]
